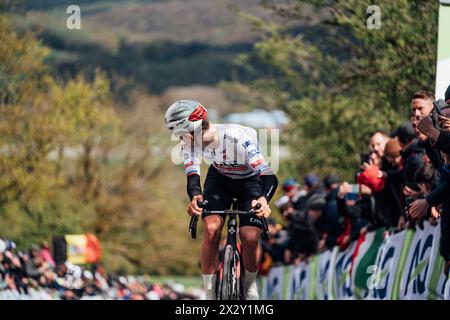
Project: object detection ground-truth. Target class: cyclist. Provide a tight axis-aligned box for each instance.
[165,100,278,300]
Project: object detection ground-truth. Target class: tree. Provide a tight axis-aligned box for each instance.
[231,0,438,179]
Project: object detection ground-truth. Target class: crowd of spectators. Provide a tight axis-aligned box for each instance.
[260,87,450,276]
[0,238,203,300]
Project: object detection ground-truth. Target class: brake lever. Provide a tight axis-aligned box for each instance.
[189,200,208,239]
[189,215,198,239]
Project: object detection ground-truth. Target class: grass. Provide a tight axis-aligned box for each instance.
[149,275,202,289]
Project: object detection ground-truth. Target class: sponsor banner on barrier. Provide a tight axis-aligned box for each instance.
[427,220,450,300]
[286,258,318,300]
[287,264,301,300]
[297,262,309,300]
[307,255,318,300]
[370,229,412,300]
[263,265,284,299]
[316,250,332,300]
[333,242,357,300]
[282,265,292,300]
[351,228,386,299]
[399,222,435,299]
[327,246,340,300]
[261,226,450,300]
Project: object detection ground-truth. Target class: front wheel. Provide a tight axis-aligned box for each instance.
[217,244,244,300]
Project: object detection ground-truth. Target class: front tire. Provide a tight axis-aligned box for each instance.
[218,244,244,300]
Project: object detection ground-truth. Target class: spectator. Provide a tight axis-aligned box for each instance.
[39,242,55,268]
[337,166,389,245]
[391,122,425,197]
[318,175,343,249]
[410,91,445,169]
[369,130,389,166]
[281,178,305,203]
[294,173,325,212]
[0,238,202,300]
[286,210,320,261]
[260,219,290,265]
[411,99,450,274]
[275,195,295,224]
[374,138,403,228]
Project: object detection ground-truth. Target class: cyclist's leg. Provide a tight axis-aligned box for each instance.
[236,176,265,300]
[201,166,232,299]
[239,226,262,300]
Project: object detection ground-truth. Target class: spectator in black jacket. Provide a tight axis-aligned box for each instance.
[293,173,324,212]
[319,175,343,249]
[410,104,450,275]
[380,138,404,227]
[391,122,425,197]
[336,182,372,241]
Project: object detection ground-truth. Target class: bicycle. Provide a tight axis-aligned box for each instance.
[188,198,270,300]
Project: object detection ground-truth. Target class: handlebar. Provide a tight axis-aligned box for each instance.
[188,200,269,240]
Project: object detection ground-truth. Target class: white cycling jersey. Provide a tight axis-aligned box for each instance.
[181,123,272,179]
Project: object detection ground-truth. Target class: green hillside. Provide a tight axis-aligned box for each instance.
[10,0,271,95]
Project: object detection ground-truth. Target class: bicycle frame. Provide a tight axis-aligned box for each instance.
[188,199,269,300]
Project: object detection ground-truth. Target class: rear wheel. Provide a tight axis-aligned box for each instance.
[218,244,244,300]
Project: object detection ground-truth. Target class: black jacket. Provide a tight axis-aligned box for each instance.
[319,188,343,248]
[435,131,450,156]
[287,211,319,257]
[401,141,425,190]
[377,158,403,228]
[416,138,444,169]
[426,164,450,262]
[337,195,387,241]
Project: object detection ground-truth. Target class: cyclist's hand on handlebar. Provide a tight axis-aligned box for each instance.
[188,195,203,217]
[252,197,271,218]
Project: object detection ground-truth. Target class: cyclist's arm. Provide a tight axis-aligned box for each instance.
[187,174,202,200]
[259,173,278,202]
[182,143,202,200]
[242,133,278,202]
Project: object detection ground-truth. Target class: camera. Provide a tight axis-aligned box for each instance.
[429,100,445,130]
[360,153,371,165]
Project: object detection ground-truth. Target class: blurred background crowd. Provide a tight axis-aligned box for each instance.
[0,238,202,300]
[259,89,450,275]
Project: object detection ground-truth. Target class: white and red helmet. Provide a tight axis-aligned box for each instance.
[165,100,207,135]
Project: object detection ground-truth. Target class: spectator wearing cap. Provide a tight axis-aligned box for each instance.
[282,174,325,260]
[293,173,324,212]
[318,175,343,249]
[281,178,305,203]
[275,195,295,223]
